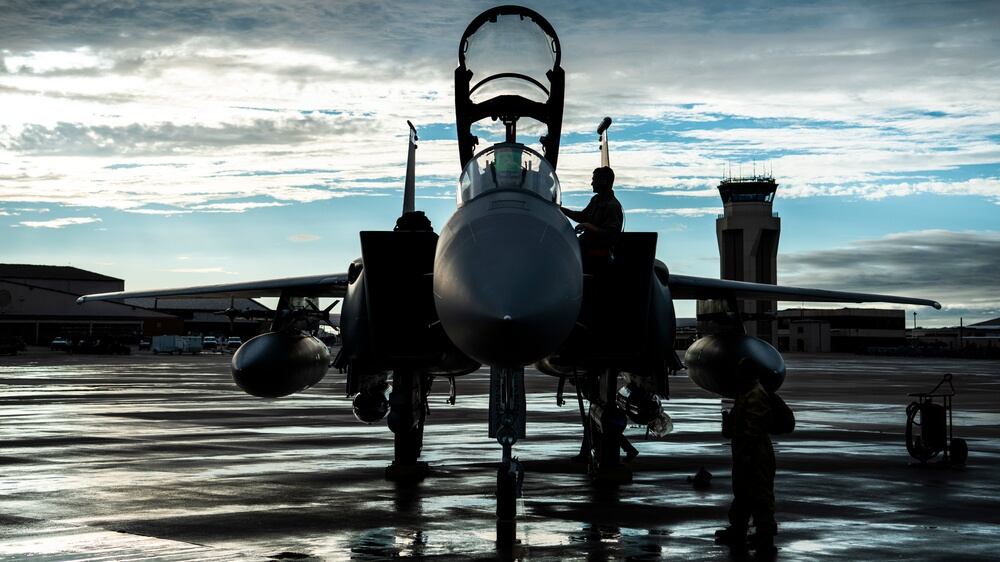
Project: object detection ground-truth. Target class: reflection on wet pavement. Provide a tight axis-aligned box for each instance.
[0,353,998,560]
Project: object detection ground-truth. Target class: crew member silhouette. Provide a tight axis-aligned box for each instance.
[716,378,777,555]
[561,167,635,463]
[559,166,622,271]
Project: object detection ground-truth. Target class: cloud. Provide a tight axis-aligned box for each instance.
[654,189,720,198]
[779,230,1000,322]
[14,217,102,228]
[5,48,114,74]
[190,201,287,212]
[0,207,49,216]
[626,207,722,217]
[0,0,997,217]
[123,208,193,215]
[3,116,371,156]
[288,233,320,242]
[162,267,239,275]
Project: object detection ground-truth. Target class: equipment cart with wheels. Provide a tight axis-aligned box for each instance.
[905,373,968,465]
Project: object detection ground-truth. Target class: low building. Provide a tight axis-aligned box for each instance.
[909,317,1000,353]
[781,319,831,353]
[674,317,697,349]
[776,308,905,353]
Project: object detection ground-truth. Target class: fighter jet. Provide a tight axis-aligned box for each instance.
[79,5,940,525]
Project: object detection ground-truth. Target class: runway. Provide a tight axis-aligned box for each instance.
[0,351,997,560]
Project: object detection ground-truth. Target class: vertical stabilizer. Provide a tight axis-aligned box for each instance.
[403,121,418,215]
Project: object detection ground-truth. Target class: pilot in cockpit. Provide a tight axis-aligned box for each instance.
[559,166,623,269]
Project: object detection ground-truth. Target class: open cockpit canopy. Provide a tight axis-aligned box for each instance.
[456,6,565,171]
[458,143,560,207]
[462,9,559,105]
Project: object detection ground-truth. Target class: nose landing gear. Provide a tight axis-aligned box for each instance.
[490,366,526,521]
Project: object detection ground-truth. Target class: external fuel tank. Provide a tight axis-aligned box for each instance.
[684,333,786,398]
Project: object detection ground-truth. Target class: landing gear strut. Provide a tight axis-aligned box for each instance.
[588,368,632,483]
[386,369,429,482]
[490,366,526,523]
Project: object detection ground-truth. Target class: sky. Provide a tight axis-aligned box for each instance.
[1,0,998,327]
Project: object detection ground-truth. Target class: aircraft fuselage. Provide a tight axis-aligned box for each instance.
[433,188,582,368]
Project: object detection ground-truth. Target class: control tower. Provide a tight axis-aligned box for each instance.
[713,173,780,342]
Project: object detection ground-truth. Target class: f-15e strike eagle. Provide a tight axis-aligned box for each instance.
[80,5,940,525]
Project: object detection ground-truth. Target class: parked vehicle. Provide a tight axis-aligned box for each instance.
[71,336,131,355]
[152,335,203,355]
[50,336,72,351]
[202,336,219,351]
[225,336,243,351]
[138,337,152,351]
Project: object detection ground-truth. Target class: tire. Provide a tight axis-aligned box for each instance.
[496,466,517,521]
[950,438,968,466]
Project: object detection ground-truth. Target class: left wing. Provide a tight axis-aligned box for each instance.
[76,273,348,304]
[667,274,941,309]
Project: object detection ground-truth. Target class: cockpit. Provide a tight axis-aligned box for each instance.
[458,143,561,207]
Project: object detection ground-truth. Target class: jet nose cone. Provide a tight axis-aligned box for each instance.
[434,211,582,367]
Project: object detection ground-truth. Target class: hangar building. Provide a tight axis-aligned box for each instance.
[0,264,179,345]
[0,264,272,345]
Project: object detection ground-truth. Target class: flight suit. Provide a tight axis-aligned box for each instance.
[561,190,623,267]
[727,382,777,537]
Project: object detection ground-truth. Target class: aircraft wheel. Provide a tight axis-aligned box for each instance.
[496,465,517,521]
[393,423,424,465]
[950,438,968,466]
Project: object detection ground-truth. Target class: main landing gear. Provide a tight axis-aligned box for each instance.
[385,369,430,482]
[583,369,633,484]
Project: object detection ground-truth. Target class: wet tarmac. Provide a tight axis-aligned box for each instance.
[0,351,998,560]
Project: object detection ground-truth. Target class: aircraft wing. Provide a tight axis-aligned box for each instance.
[76,273,348,304]
[667,274,942,309]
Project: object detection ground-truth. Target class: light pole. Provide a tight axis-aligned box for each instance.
[912,311,917,331]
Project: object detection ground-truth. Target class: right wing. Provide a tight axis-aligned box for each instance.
[667,274,942,309]
[76,273,348,304]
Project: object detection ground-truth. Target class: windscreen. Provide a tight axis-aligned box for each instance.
[458,143,561,207]
[462,12,558,104]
